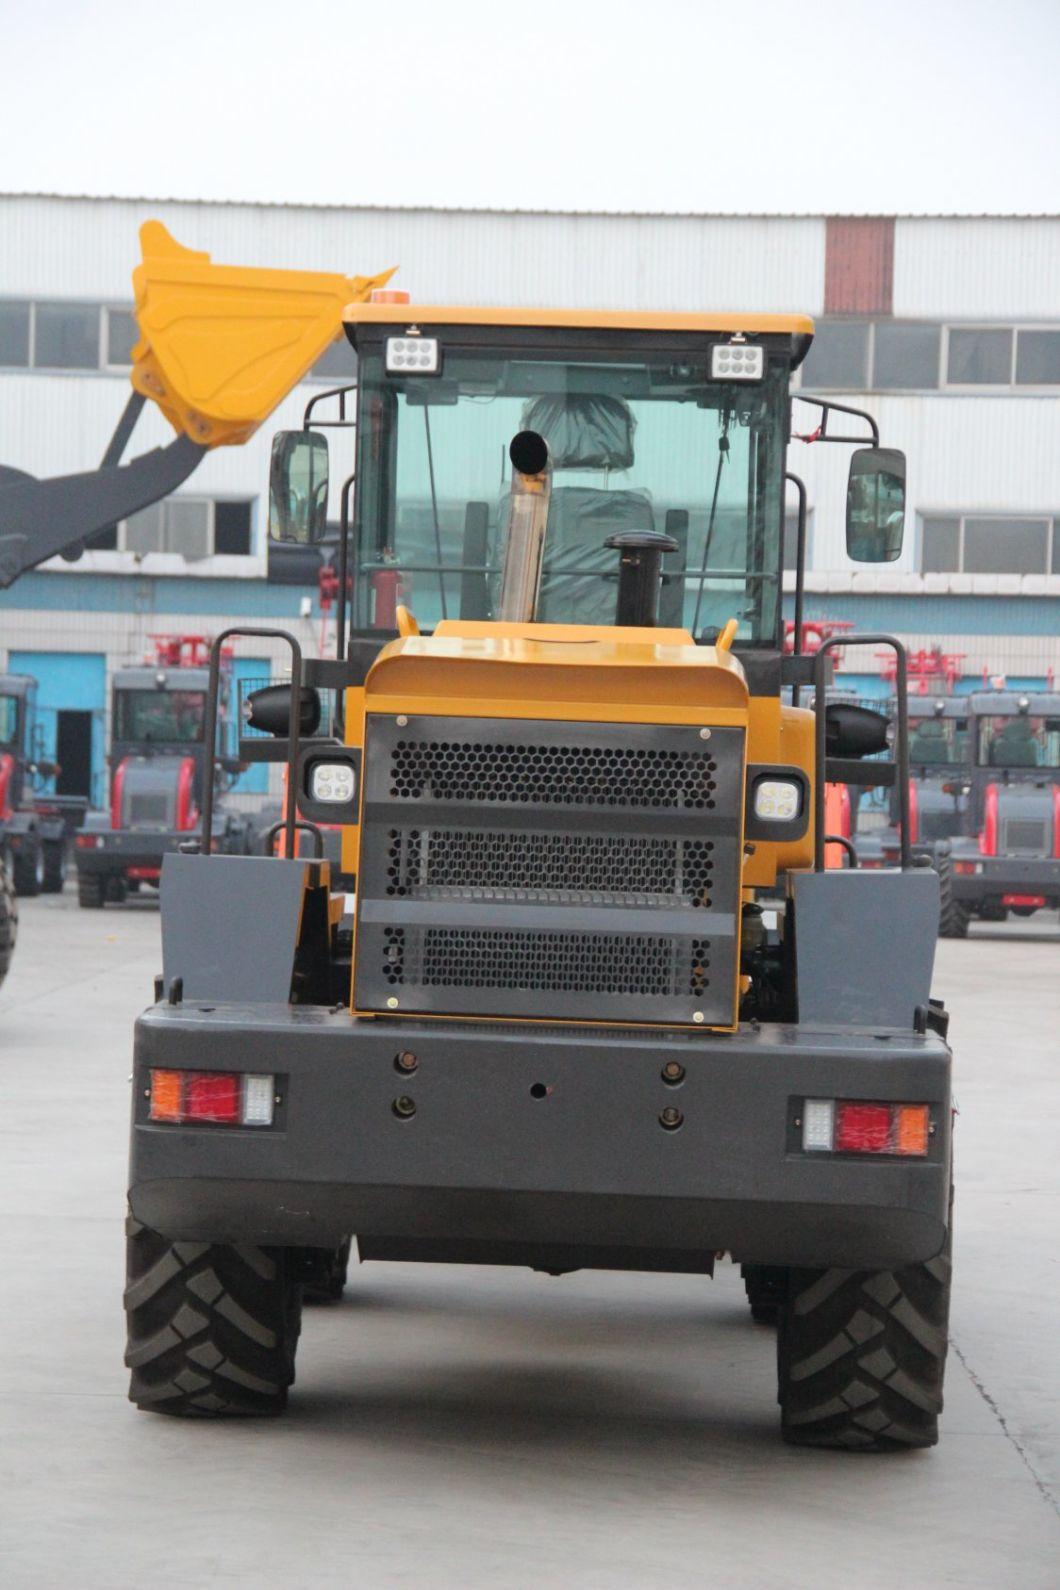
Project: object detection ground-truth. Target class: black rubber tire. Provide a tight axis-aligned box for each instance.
[41,838,66,894]
[934,844,969,939]
[741,1263,788,1326]
[777,1227,952,1451]
[12,836,42,898]
[0,863,17,989]
[303,1239,352,1304]
[77,873,105,909]
[106,875,129,904]
[125,1215,303,1417]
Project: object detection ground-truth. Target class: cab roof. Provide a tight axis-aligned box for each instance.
[343,303,815,336]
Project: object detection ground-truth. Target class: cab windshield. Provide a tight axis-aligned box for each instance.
[0,694,17,746]
[977,714,1060,769]
[908,716,968,767]
[352,341,788,644]
[114,690,206,744]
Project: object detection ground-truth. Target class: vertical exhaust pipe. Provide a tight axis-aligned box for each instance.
[497,431,551,624]
[606,530,679,627]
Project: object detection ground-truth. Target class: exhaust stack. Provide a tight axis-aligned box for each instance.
[497,431,552,624]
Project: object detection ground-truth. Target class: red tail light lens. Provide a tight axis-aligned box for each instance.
[185,1072,241,1123]
[835,1101,892,1153]
[148,1069,275,1127]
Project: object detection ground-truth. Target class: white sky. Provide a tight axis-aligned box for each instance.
[1,0,1057,216]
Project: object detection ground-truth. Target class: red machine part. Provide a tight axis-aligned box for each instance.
[823,782,851,869]
[907,779,919,845]
[175,756,198,831]
[980,785,998,857]
[783,618,854,658]
[878,646,965,694]
[0,752,12,821]
[1054,787,1060,858]
[146,634,233,668]
[111,757,129,830]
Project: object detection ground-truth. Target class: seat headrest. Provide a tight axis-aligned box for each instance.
[521,394,635,471]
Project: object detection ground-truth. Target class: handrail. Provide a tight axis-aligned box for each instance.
[814,634,910,872]
[263,819,323,860]
[201,627,303,861]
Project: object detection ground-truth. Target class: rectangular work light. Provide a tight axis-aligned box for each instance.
[149,1070,275,1127]
[801,1098,930,1157]
[386,336,440,374]
[711,341,764,381]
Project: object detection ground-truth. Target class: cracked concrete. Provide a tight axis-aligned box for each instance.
[0,893,1057,1588]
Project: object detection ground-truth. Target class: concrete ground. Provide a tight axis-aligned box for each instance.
[1,892,1057,1589]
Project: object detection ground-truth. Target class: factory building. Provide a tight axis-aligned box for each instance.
[1,193,1058,807]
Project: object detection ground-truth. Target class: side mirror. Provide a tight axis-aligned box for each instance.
[268,431,329,544]
[846,446,905,562]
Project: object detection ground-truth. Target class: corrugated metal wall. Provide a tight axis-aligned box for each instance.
[894,218,1060,318]
[0,195,826,311]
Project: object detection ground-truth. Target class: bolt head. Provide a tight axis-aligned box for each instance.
[396,1050,418,1073]
[699,727,712,740]
[692,1011,705,1024]
[396,714,408,727]
[659,1106,684,1130]
[387,996,399,1009]
[661,1061,685,1084]
[392,1095,416,1119]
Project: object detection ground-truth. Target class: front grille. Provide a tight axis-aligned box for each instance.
[1004,818,1047,854]
[386,828,715,908]
[127,793,169,827]
[389,739,718,809]
[357,716,743,1026]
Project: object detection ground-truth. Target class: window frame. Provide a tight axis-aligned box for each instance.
[917,510,1056,575]
[114,497,256,558]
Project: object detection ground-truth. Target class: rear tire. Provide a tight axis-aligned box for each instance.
[125,1215,303,1417]
[777,1227,952,1451]
[934,844,969,939]
[41,838,66,894]
[77,873,105,909]
[106,875,128,904]
[12,836,42,898]
[0,863,17,989]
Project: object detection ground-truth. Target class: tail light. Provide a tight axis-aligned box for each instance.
[801,1098,930,1157]
[149,1069,275,1126]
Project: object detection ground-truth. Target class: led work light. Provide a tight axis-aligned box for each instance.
[386,336,440,374]
[752,778,802,822]
[711,341,764,381]
[308,761,357,804]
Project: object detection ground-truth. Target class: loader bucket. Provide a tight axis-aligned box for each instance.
[131,221,395,448]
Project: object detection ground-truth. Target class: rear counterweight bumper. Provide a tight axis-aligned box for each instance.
[950,854,1060,906]
[129,1005,952,1272]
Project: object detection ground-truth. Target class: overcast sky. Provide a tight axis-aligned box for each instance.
[1,0,1057,216]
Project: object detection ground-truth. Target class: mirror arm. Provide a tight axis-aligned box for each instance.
[793,394,880,448]
[303,382,358,430]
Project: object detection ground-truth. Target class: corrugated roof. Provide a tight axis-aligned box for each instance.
[1,190,1057,222]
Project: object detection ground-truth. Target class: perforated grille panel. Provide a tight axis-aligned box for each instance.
[357,716,744,1025]
[386,829,715,908]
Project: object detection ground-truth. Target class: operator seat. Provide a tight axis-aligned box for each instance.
[521,394,660,625]
[909,719,951,765]
[990,719,1039,767]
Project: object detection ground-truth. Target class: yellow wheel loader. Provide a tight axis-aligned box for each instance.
[116,248,951,1449]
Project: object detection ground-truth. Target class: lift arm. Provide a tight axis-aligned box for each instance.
[0,221,394,588]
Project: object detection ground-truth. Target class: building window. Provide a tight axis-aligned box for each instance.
[105,308,138,367]
[118,498,254,558]
[946,328,1012,385]
[214,500,253,555]
[799,321,870,390]
[0,301,31,367]
[1015,330,1060,386]
[873,322,941,389]
[33,302,100,369]
[920,513,1054,575]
